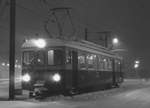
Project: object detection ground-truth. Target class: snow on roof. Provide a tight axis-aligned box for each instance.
[22,38,120,58]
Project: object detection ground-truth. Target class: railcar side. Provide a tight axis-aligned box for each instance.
[63,47,122,94]
[21,38,123,97]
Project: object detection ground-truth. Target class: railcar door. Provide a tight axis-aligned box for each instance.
[72,51,78,90]
[113,59,122,86]
[112,59,117,86]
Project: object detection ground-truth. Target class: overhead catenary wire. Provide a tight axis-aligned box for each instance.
[16,3,45,18]
[44,7,76,39]
[0,0,103,39]
[18,1,102,33]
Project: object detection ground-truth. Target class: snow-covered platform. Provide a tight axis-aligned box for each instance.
[0,79,150,108]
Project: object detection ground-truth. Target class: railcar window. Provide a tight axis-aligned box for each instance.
[98,56,104,71]
[103,58,108,71]
[118,61,121,72]
[66,50,72,64]
[101,57,106,70]
[36,51,45,65]
[48,50,54,65]
[117,60,121,72]
[86,54,97,70]
[102,57,110,71]
[108,58,113,71]
[48,50,63,65]
[23,51,45,65]
[78,52,86,70]
[23,51,35,65]
[115,60,121,72]
[103,57,112,71]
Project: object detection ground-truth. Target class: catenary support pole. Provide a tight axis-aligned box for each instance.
[9,0,16,100]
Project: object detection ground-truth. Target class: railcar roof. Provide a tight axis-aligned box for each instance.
[22,38,121,59]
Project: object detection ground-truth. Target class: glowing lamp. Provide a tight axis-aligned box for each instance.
[33,38,46,48]
[1,62,5,66]
[134,64,139,69]
[112,38,119,44]
[52,73,61,82]
[135,60,140,64]
[22,73,31,82]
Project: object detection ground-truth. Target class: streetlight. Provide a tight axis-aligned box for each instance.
[134,63,139,69]
[111,37,128,53]
[112,37,119,45]
[134,60,140,78]
[135,60,140,64]
[110,37,119,50]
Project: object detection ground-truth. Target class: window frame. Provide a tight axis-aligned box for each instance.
[22,50,46,66]
[78,51,87,70]
[86,53,97,71]
[47,48,64,66]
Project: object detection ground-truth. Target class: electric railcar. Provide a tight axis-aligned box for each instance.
[21,38,123,97]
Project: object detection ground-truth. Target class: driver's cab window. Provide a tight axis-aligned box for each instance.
[23,51,45,65]
[23,51,34,65]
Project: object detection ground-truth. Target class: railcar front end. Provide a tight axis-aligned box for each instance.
[22,45,66,97]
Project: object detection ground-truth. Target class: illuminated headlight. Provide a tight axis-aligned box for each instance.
[22,73,31,82]
[52,73,61,82]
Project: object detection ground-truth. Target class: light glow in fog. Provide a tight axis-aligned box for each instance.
[22,73,31,82]
[33,38,46,48]
[52,73,61,82]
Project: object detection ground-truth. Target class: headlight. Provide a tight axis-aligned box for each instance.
[52,73,61,82]
[22,73,31,82]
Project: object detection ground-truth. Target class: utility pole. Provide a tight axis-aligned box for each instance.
[9,0,16,100]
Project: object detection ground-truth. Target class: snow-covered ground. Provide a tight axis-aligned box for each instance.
[0,79,150,108]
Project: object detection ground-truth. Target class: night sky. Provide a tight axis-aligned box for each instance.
[0,0,150,70]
